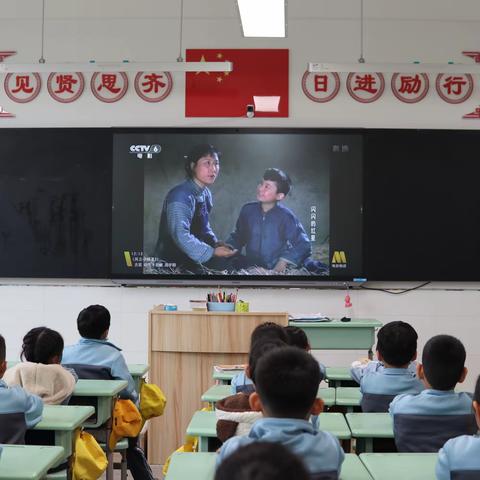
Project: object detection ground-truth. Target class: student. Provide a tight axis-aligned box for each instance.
[4,327,76,405]
[436,374,480,479]
[217,347,345,478]
[0,333,43,443]
[231,322,288,394]
[216,339,287,443]
[215,442,310,480]
[389,334,476,452]
[350,321,424,412]
[62,305,155,480]
[226,168,313,273]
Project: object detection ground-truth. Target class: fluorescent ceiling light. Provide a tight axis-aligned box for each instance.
[0,61,233,74]
[309,62,480,74]
[237,0,286,37]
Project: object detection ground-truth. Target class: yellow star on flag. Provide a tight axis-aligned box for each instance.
[195,55,210,75]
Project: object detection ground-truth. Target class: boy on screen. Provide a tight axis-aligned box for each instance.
[226,168,314,273]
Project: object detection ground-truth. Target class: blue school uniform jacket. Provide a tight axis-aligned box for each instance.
[0,379,43,435]
[217,417,345,477]
[436,434,480,480]
[62,338,138,403]
[226,202,311,269]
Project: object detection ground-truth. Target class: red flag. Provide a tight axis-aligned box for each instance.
[185,49,289,117]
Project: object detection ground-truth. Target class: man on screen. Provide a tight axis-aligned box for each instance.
[226,168,314,273]
[154,144,236,272]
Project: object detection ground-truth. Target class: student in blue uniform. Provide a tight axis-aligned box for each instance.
[231,322,288,394]
[62,305,155,480]
[0,333,43,443]
[217,347,345,478]
[389,334,476,452]
[436,374,480,479]
[215,442,310,480]
[350,321,424,412]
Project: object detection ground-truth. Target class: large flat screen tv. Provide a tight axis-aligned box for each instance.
[111,128,363,285]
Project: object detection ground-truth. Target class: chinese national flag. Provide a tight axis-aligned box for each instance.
[185,49,289,117]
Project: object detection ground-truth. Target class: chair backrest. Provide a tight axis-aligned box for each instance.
[234,384,255,395]
[393,414,477,452]
[310,471,338,480]
[0,412,27,444]
[361,393,396,413]
[452,471,480,480]
[63,363,113,380]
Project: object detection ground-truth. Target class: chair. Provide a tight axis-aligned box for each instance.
[393,414,477,452]
[360,393,396,412]
[451,472,480,479]
[0,412,27,444]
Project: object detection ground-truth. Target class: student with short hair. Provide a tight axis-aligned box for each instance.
[0,333,43,443]
[350,321,424,412]
[4,327,76,405]
[231,322,288,394]
[62,305,155,480]
[217,347,345,478]
[216,339,287,442]
[215,442,310,480]
[389,334,476,452]
[436,374,480,479]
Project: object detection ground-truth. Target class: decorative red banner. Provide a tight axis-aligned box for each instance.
[0,51,16,62]
[185,49,289,117]
[47,72,85,103]
[134,72,173,102]
[90,72,128,103]
[435,73,474,104]
[346,72,385,103]
[301,71,340,103]
[391,73,429,103]
[462,51,480,62]
[4,73,42,103]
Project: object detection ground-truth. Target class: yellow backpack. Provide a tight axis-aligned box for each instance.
[139,380,167,420]
[72,430,108,480]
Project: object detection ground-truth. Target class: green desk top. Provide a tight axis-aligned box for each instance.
[0,445,65,480]
[73,379,128,396]
[128,364,149,377]
[336,387,362,406]
[289,319,382,328]
[326,367,353,381]
[187,411,351,440]
[165,453,371,480]
[33,405,95,431]
[212,369,241,381]
[201,386,336,407]
[359,453,437,480]
[346,413,393,438]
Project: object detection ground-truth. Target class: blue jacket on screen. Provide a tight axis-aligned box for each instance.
[436,434,480,480]
[226,202,311,269]
[216,417,344,477]
[62,338,138,403]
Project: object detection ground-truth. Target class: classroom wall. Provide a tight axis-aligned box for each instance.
[1,1,480,390]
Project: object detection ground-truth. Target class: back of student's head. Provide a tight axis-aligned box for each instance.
[0,334,5,363]
[255,346,321,418]
[376,321,418,367]
[250,322,288,349]
[422,334,466,390]
[77,304,110,339]
[248,339,287,384]
[284,326,309,350]
[215,442,309,480]
[21,327,64,364]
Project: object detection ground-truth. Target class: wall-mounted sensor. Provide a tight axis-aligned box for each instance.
[246,104,255,118]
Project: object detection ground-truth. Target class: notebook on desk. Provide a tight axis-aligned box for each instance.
[214,364,246,372]
[289,314,331,322]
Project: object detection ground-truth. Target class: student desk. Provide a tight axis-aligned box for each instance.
[201,385,336,408]
[0,445,65,480]
[359,453,437,480]
[212,369,240,385]
[128,363,149,393]
[165,452,372,480]
[32,405,94,466]
[289,319,382,355]
[336,387,362,412]
[187,411,351,452]
[345,413,394,453]
[326,367,355,388]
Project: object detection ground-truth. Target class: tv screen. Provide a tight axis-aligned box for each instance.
[112,128,363,285]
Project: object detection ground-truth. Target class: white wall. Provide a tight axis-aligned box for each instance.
[0,1,479,389]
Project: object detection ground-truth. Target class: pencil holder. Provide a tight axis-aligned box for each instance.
[207,302,236,312]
